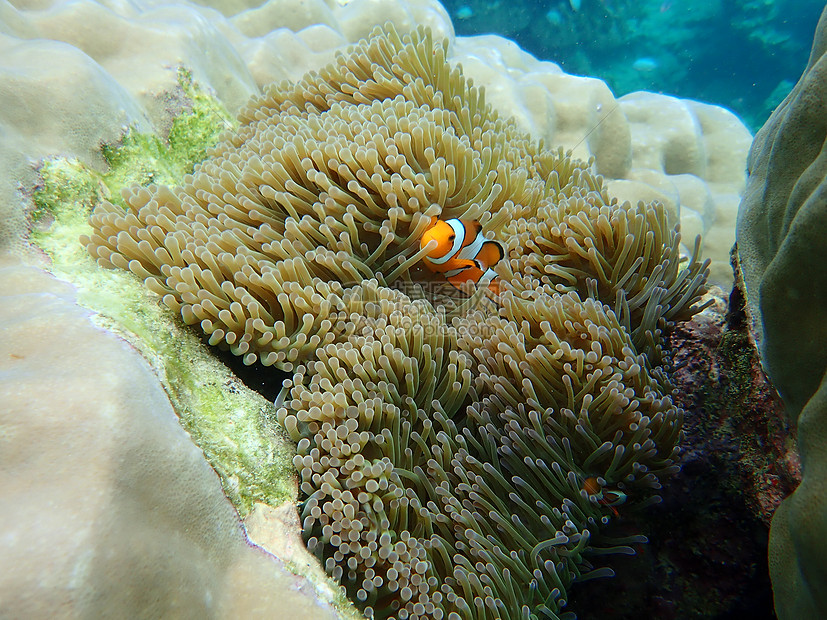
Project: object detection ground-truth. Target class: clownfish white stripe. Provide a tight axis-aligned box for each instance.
[443,266,469,278]
[478,267,498,287]
[457,228,486,261]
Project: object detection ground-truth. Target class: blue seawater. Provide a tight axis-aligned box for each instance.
[439,0,825,131]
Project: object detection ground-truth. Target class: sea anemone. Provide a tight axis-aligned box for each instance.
[83,23,709,619]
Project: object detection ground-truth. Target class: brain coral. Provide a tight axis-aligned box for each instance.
[84,24,710,619]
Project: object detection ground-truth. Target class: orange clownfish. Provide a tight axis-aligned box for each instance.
[420,218,504,293]
[582,477,627,517]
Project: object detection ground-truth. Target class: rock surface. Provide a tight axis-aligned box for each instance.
[567,290,799,619]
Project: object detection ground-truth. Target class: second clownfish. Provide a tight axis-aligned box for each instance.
[420,217,504,293]
[582,476,627,518]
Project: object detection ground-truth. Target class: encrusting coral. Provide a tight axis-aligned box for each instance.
[84,23,710,620]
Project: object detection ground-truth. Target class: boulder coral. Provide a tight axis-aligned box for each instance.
[736,6,827,619]
[0,258,343,619]
[84,24,710,619]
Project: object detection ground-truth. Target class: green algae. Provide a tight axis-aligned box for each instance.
[30,158,104,225]
[28,70,296,518]
[99,68,233,206]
